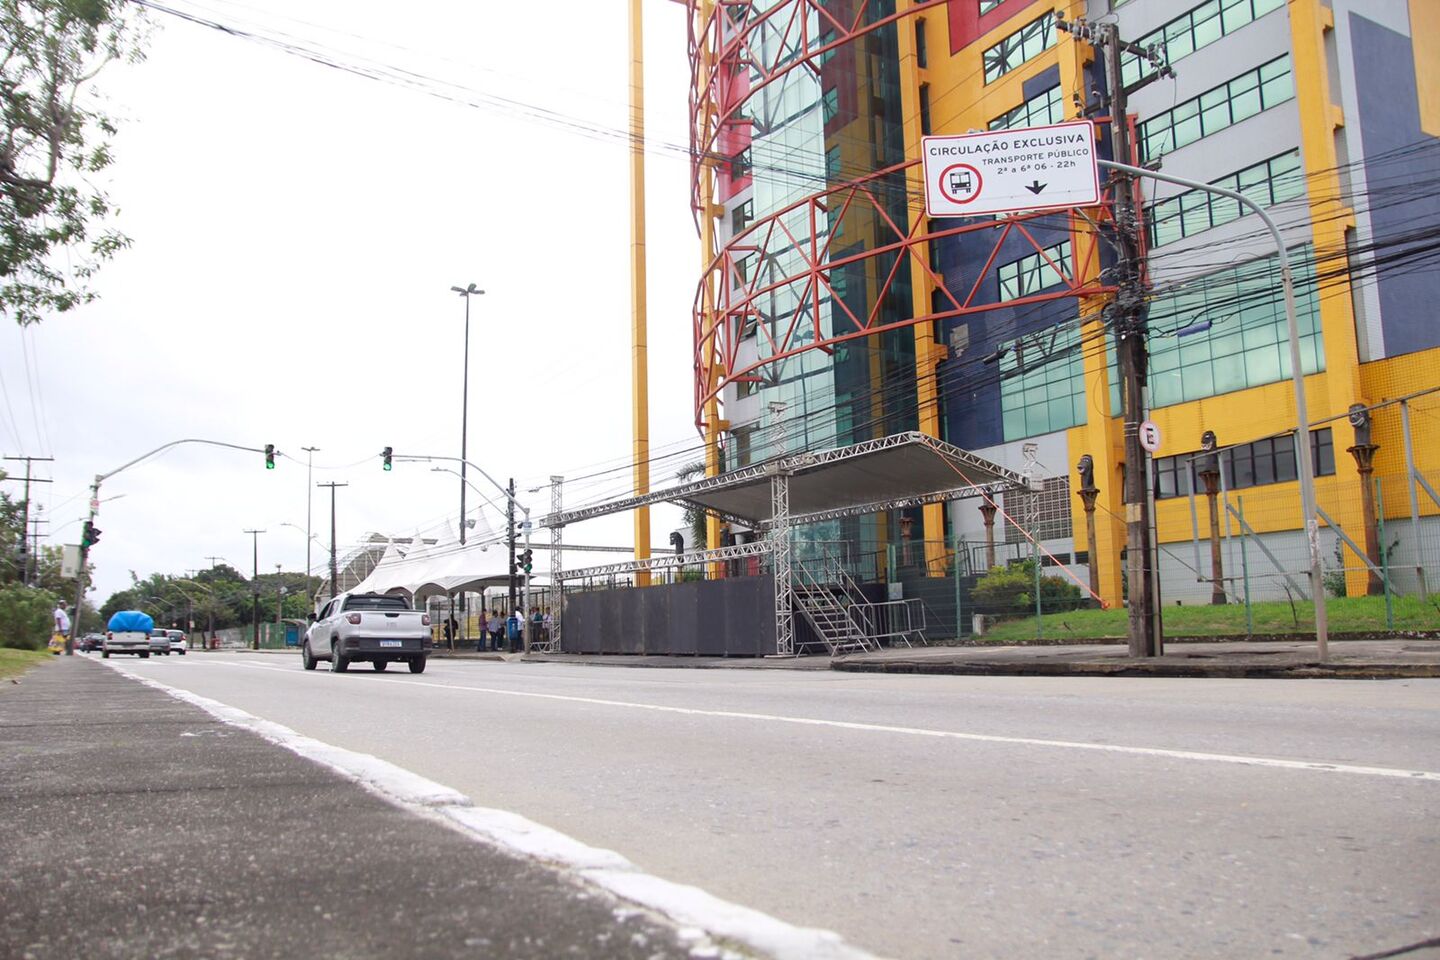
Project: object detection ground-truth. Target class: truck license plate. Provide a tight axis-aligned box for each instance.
[379,640,402,648]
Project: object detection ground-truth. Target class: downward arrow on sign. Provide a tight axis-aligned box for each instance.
[1025,180,1047,195]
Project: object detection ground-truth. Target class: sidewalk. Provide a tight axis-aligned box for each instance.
[0,657,697,960]
[832,638,1440,679]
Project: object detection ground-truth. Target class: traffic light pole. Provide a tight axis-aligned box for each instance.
[507,477,517,631]
[387,452,539,651]
[65,438,272,655]
[522,512,533,654]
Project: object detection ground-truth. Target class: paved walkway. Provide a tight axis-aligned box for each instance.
[0,657,699,960]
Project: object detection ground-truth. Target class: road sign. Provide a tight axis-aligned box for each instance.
[1139,420,1162,454]
[921,121,1101,218]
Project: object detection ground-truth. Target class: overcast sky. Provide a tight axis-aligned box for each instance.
[3,0,700,602]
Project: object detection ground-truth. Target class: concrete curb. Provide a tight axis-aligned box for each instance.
[830,659,1440,680]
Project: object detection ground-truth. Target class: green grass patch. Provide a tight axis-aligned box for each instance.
[0,647,53,679]
[976,594,1440,643]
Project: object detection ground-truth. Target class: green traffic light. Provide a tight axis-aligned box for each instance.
[383,462,391,471]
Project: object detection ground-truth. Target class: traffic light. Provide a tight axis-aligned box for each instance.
[519,549,533,574]
[382,446,393,471]
[81,521,101,548]
[264,443,276,469]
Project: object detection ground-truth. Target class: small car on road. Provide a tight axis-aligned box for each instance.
[165,630,188,655]
[79,633,104,653]
[303,592,432,673]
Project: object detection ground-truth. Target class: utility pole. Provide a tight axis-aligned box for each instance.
[317,482,347,601]
[302,446,319,601]
[506,477,517,618]
[275,563,284,624]
[244,529,265,649]
[1059,15,1168,657]
[3,456,54,586]
[28,513,47,583]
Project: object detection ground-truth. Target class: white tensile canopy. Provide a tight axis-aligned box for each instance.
[349,532,536,601]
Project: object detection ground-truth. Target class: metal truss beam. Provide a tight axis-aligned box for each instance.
[556,539,774,583]
[771,483,1014,531]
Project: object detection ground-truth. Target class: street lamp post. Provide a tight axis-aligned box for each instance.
[450,283,484,546]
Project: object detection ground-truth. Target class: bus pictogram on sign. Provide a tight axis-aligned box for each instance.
[939,163,982,205]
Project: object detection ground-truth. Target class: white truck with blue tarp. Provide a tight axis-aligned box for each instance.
[105,610,155,659]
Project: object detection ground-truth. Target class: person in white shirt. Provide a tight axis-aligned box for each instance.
[53,601,71,636]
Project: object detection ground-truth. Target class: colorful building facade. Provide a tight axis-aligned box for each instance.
[687,0,1440,604]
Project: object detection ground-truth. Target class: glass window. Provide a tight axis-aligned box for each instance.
[731,199,753,234]
[915,18,928,69]
[1153,428,1335,498]
[822,87,839,124]
[983,13,1055,84]
[989,83,1064,131]
[999,323,1085,441]
[1109,245,1324,410]
[1137,56,1293,160]
[729,147,751,180]
[919,83,932,135]
[997,241,1072,301]
[1146,150,1304,247]
[1122,0,1287,87]
[979,0,1005,14]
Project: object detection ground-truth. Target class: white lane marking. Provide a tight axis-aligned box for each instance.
[200,657,1440,783]
[101,660,875,960]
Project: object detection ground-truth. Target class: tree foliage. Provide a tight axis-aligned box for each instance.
[1,0,148,326]
[100,564,320,634]
[0,581,55,648]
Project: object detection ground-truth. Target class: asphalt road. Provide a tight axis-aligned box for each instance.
[72,653,1440,958]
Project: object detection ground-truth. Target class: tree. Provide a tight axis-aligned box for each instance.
[1,0,148,326]
[0,581,55,648]
[675,461,709,551]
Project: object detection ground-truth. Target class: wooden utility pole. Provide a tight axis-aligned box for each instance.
[3,456,53,586]
[1058,15,1169,656]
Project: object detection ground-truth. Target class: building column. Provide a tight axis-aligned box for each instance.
[979,501,998,571]
[1347,441,1382,596]
[1075,455,1101,603]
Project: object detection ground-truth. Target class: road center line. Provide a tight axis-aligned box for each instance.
[187,658,1440,783]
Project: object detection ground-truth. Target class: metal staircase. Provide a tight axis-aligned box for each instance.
[791,553,876,656]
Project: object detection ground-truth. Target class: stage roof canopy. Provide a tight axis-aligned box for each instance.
[544,431,1032,530]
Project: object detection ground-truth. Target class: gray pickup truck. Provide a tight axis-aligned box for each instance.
[301,592,432,674]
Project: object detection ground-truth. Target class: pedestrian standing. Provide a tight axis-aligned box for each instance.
[488,610,503,651]
[51,600,71,655]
